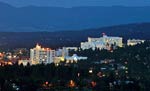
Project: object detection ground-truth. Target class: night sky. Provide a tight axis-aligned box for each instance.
[0,0,150,7]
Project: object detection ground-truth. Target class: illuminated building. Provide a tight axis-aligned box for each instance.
[55,47,69,57]
[81,34,123,50]
[65,54,87,63]
[18,59,30,66]
[127,39,145,46]
[54,47,78,64]
[55,47,78,57]
[53,57,65,64]
[30,44,55,65]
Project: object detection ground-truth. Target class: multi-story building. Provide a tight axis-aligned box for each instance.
[55,47,69,57]
[54,47,80,64]
[127,39,145,46]
[81,34,123,50]
[55,47,78,57]
[30,44,55,65]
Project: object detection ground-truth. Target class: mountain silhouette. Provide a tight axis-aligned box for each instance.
[0,2,150,31]
[0,22,149,49]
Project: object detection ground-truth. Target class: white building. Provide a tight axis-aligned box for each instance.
[127,39,145,46]
[54,47,79,64]
[81,34,123,50]
[81,42,96,50]
[30,44,55,65]
[18,59,30,66]
[55,47,78,57]
[65,54,88,63]
[55,47,69,57]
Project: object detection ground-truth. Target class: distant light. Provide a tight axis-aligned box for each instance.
[13,55,17,58]
[124,61,128,64]
[8,62,12,65]
[91,81,97,87]
[89,69,93,74]
[73,57,78,61]
[68,80,76,87]
[115,72,119,75]
[60,57,65,61]
[45,81,49,85]
[103,74,106,77]
[56,63,59,66]
[125,71,128,74]
[77,73,80,77]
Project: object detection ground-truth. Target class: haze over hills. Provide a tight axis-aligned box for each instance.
[0,23,149,49]
[0,2,150,31]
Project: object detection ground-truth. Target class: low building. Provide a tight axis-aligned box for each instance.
[127,39,145,46]
[65,54,87,63]
[53,57,65,64]
[18,59,30,66]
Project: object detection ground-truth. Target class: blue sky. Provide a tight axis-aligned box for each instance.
[0,0,150,7]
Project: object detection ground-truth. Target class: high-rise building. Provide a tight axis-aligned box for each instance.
[30,44,55,65]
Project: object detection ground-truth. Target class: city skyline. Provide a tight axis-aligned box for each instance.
[0,0,150,90]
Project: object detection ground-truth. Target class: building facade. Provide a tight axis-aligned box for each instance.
[55,47,69,57]
[65,54,88,63]
[81,34,123,50]
[127,39,145,46]
[30,44,55,65]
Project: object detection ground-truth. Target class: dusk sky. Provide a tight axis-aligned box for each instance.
[0,0,150,7]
